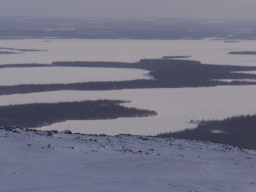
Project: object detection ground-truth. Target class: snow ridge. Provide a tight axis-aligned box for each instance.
[0,127,255,192]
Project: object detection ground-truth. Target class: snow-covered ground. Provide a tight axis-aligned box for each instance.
[0,67,151,85]
[0,128,255,192]
[1,38,256,66]
[1,86,256,135]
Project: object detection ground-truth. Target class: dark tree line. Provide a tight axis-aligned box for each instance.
[229,51,256,55]
[159,114,256,149]
[0,100,157,128]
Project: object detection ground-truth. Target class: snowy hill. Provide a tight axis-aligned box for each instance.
[0,127,255,192]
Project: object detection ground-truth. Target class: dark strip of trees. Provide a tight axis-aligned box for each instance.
[0,100,157,128]
[159,114,256,149]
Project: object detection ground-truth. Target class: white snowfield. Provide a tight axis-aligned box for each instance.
[0,128,255,192]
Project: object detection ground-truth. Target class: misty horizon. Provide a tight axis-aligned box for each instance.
[1,0,256,21]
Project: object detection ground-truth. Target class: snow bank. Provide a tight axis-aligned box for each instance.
[0,128,255,192]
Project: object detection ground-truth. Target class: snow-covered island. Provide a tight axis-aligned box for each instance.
[1,127,255,192]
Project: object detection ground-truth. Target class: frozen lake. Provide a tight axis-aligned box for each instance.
[1,38,256,66]
[0,67,151,86]
[1,86,256,135]
[1,38,256,135]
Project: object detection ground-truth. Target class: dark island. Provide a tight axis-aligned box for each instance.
[159,114,256,150]
[0,100,157,128]
[229,51,256,55]
[0,51,21,54]
[1,58,256,95]
[162,56,191,59]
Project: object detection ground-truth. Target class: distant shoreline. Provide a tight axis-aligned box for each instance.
[229,51,256,55]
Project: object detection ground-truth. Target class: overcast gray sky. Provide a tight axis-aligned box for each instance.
[1,0,256,20]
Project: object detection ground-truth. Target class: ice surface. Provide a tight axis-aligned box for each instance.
[233,70,256,75]
[212,79,256,83]
[1,38,256,135]
[0,38,256,66]
[0,67,151,85]
[1,86,256,135]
